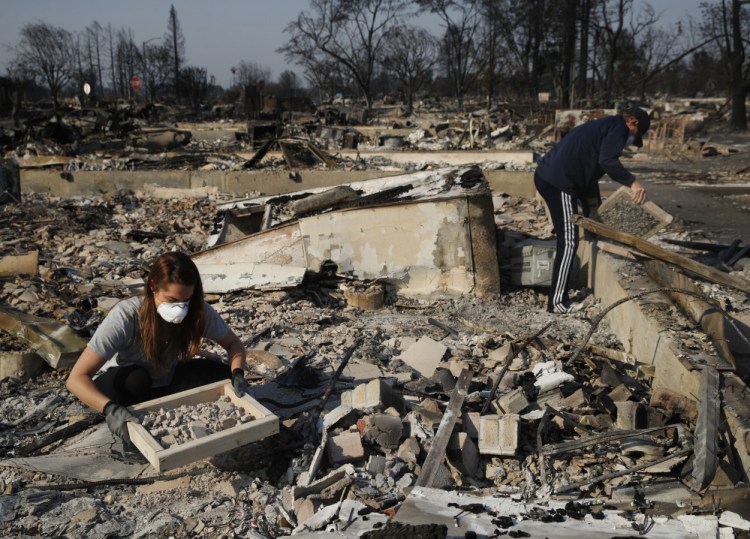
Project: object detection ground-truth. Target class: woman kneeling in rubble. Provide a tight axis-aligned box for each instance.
[66,251,249,445]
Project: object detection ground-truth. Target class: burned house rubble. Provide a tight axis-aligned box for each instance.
[1,99,750,539]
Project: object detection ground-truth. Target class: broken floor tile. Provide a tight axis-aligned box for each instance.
[399,336,447,378]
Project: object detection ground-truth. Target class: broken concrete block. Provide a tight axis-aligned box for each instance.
[362,414,403,450]
[326,431,364,465]
[560,388,586,409]
[719,510,750,531]
[397,437,421,466]
[214,479,241,498]
[478,414,520,456]
[608,384,633,402]
[294,496,323,525]
[343,283,385,311]
[189,421,209,439]
[488,370,517,393]
[322,404,356,431]
[534,388,565,410]
[342,378,406,415]
[463,412,480,439]
[399,336,447,378]
[293,464,355,500]
[0,251,38,277]
[366,455,386,475]
[492,388,529,414]
[448,432,480,477]
[615,401,642,430]
[414,399,443,428]
[0,351,46,381]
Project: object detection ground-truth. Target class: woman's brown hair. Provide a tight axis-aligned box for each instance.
[139,251,206,371]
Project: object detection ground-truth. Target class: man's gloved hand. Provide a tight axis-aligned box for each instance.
[232,368,248,397]
[103,401,140,445]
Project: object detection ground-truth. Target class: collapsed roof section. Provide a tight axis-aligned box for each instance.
[193,166,501,298]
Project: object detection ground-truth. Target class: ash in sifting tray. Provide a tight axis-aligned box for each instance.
[140,395,255,448]
[600,198,660,236]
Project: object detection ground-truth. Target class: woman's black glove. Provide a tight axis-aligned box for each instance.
[103,401,140,445]
[231,368,248,397]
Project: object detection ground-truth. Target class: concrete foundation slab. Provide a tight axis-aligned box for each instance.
[394,486,708,537]
[579,238,750,482]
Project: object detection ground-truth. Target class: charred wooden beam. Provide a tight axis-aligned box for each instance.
[0,304,87,368]
[574,215,750,294]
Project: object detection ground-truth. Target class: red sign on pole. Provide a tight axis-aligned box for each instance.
[131,75,142,91]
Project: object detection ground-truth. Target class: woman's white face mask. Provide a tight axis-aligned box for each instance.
[626,134,636,147]
[157,301,189,324]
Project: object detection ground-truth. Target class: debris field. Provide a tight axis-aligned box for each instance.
[1,99,750,538]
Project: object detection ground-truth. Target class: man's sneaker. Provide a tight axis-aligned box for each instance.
[550,301,585,314]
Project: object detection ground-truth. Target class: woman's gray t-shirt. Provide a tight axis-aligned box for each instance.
[89,296,230,387]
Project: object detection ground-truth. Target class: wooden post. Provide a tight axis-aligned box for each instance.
[416,369,473,488]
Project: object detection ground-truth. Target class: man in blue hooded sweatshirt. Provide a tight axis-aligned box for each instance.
[535,107,650,314]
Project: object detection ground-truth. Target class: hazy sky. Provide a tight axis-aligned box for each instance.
[0,0,704,88]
